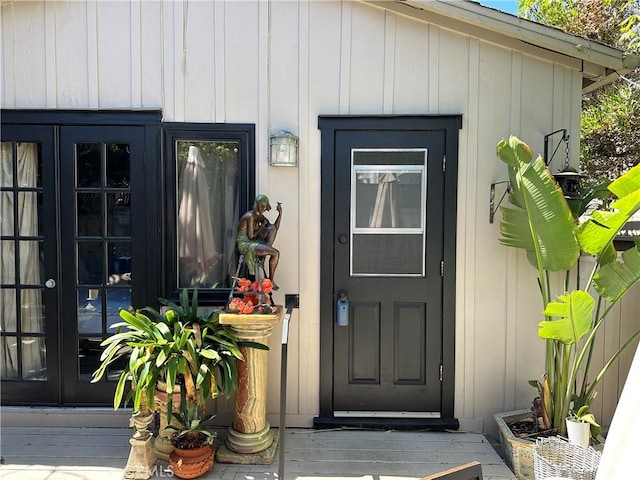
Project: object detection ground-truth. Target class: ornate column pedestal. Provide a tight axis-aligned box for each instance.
[124,409,157,479]
[216,307,283,464]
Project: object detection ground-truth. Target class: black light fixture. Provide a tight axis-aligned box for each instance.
[544,128,582,199]
[489,180,512,224]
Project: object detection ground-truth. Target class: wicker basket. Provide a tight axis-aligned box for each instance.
[533,436,600,480]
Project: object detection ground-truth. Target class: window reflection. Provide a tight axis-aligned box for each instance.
[176,140,240,289]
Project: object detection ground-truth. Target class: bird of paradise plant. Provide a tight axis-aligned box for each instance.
[497,135,640,436]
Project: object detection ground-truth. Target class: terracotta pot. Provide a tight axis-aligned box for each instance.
[168,444,214,479]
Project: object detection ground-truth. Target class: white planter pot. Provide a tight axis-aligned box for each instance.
[566,418,590,447]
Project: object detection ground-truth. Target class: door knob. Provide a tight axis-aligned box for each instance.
[338,235,348,244]
[45,279,56,289]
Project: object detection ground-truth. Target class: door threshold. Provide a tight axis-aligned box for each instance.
[334,410,440,418]
[313,415,459,431]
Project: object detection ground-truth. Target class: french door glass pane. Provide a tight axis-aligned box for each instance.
[176,140,240,289]
[76,143,101,187]
[77,192,102,236]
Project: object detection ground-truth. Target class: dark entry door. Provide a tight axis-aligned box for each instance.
[333,129,444,414]
[318,115,460,425]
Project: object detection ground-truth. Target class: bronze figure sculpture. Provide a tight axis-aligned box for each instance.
[236,194,282,289]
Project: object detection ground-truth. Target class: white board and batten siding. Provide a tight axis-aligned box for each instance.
[2,0,637,437]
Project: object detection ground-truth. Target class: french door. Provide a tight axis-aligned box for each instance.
[1,116,158,405]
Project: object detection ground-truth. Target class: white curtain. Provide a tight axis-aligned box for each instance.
[178,145,216,287]
[369,172,399,228]
[1,142,45,380]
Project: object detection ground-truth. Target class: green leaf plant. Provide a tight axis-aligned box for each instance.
[497,136,640,436]
[567,404,601,439]
[91,288,269,424]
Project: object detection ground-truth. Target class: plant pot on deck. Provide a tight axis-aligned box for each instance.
[169,444,214,479]
[494,409,537,480]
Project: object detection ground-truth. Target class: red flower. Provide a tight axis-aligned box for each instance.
[237,278,252,292]
[228,277,275,314]
[243,293,259,306]
[241,301,255,314]
[262,278,273,295]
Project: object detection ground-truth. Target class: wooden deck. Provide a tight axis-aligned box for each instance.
[0,409,516,480]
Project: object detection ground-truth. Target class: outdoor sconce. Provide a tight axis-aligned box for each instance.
[269,131,299,167]
[544,128,582,199]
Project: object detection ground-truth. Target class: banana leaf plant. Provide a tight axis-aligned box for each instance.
[91,288,268,423]
[497,136,640,435]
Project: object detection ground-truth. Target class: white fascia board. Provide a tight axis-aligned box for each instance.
[365,0,640,73]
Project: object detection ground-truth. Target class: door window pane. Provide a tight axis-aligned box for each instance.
[78,337,102,382]
[20,289,44,333]
[351,149,427,277]
[108,194,130,236]
[76,143,101,187]
[21,337,46,380]
[1,241,15,283]
[18,192,41,235]
[77,289,103,334]
[1,337,18,379]
[77,192,102,236]
[78,241,103,284]
[176,140,240,289]
[106,144,130,188]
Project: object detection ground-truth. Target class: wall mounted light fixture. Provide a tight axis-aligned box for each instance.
[544,128,581,199]
[269,131,299,167]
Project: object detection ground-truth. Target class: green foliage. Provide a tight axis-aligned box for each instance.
[497,136,640,436]
[91,289,268,422]
[166,388,217,448]
[568,404,601,438]
[581,77,640,187]
[518,0,640,187]
[518,0,631,47]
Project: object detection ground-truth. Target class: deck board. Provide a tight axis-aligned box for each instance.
[0,426,516,480]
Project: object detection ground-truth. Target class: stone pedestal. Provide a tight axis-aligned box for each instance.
[124,410,157,479]
[218,307,282,460]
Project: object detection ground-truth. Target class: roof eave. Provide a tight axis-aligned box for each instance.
[364,0,640,92]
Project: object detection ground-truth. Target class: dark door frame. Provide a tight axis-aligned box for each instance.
[0,110,161,406]
[316,114,462,428]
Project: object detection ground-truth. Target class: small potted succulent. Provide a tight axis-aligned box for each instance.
[166,388,216,479]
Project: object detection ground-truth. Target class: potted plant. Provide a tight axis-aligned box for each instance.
[166,388,216,479]
[494,136,640,476]
[565,405,600,448]
[91,289,268,442]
